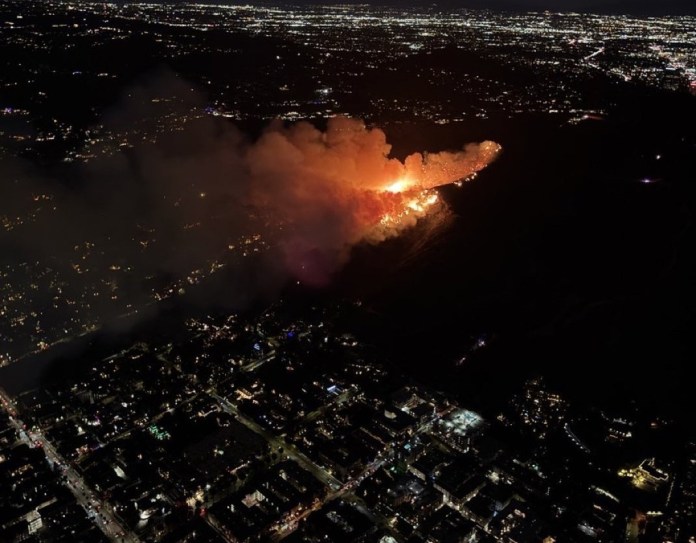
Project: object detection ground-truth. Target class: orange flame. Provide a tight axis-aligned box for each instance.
[246,117,501,283]
[384,178,414,194]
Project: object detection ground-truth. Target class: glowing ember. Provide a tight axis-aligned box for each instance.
[376,186,440,230]
[384,178,414,194]
[375,176,442,230]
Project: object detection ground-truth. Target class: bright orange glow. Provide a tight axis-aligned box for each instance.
[384,178,415,194]
[374,176,441,231]
[246,117,502,284]
[375,182,441,230]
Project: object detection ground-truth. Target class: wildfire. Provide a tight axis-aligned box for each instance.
[245,116,501,284]
[384,178,414,194]
[375,178,441,230]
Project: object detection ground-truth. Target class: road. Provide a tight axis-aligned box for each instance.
[0,387,139,543]
[240,349,277,373]
[2,334,455,543]
[211,392,342,490]
[268,404,456,540]
[213,390,455,542]
[206,391,344,543]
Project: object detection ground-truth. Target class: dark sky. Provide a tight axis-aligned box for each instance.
[274,0,695,15]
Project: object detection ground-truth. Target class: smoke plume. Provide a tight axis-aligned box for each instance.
[246,116,500,283]
[0,74,500,364]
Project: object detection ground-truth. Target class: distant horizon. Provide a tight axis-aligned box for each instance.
[111,0,696,17]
